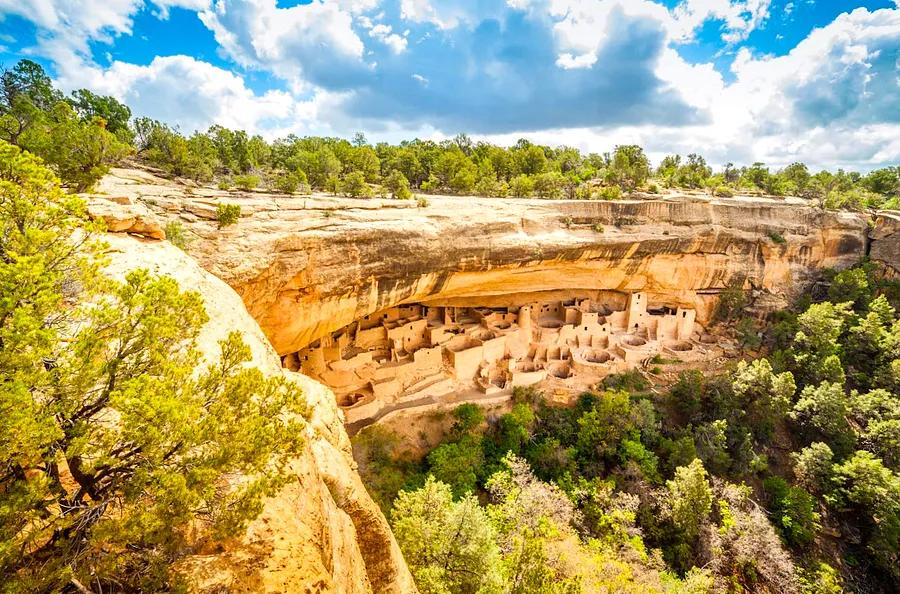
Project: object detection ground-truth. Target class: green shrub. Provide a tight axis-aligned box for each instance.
[763,477,820,547]
[384,169,412,199]
[596,185,622,200]
[342,171,373,198]
[271,171,303,194]
[217,178,232,190]
[509,174,534,197]
[592,223,605,233]
[714,185,734,197]
[647,182,660,194]
[574,184,593,199]
[416,196,429,208]
[602,369,650,392]
[533,171,566,198]
[216,203,241,228]
[164,220,191,250]
[233,174,259,191]
[715,283,747,322]
[767,231,786,244]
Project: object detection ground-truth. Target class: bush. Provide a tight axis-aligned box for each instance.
[714,284,747,322]
[164,220,191,250]
[647,182,660,194]
[384,169,412,199]
[271,171,305,194]
[763,477,820,547]
[217,178,232,190]
[342,171,373,198]
[416,196,429,208]
[509,174,534,197]
[22,102,131,192]
[596,185,622,200]
[768,231,786,244]
[233,174,259,191]
[216,203,241,228]
[713,185,734,197]
[533,171,566,198]
[592,223,604,233]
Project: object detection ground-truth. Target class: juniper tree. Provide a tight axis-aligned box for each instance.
[0,141,308,592]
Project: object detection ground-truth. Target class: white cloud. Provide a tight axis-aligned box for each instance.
[555,52,598,69]
[0,0,142,49]
[399,0,507,29]
[152,0,211,19]
[652,5,900,169]
[369,23,407,54]
[69,54,332,136]
[671,0,772,43]
[198,0,367,86]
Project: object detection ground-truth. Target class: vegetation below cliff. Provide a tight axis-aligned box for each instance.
[353,264,900,593]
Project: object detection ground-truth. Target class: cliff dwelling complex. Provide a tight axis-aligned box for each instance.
[282,290,719,425]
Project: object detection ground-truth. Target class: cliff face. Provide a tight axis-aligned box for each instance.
[871,211,900,278]
[87,168,896,592]
[100,233,417,594]
[103,167,870,355]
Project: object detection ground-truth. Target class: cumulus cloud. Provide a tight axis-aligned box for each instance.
[342,4,701,133]
[671,0,772,43]
[1,0,896,169]
[368,23,407,54]
[197,0,369,90]
[64,54,335,136]
[0,0,142,48]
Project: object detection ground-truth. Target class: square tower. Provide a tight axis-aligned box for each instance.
[625,292,647,331]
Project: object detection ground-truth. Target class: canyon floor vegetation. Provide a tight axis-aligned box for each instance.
[353,264,900,594]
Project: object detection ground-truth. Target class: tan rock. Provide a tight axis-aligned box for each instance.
[100,234,417,594]
[871,211,900,278]
[88,197,166,240]
[181,193,870,356]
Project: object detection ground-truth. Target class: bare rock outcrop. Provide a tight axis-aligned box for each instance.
[88,196,166,240]
[177,195,870,355]
[90,168,881,356]
[870,211,900,278]
[100,233,417,594]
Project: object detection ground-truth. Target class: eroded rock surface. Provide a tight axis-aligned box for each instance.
[870,211,900,278]
[92,168,877,356]
[100,233,417,594]
[87,167,900,593]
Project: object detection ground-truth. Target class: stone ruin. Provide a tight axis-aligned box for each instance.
[282,292,709,424]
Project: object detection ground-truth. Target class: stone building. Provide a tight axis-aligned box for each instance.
[282,292,704,424]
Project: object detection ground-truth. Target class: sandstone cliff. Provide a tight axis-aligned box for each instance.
[87,167,899,593]
[91,168,882,356]
[100,233,417,594]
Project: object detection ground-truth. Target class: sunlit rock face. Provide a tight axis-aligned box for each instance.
[182,194,869,356]
[90,169,875,357]
[871,211,900,278]
[100,233,417,594]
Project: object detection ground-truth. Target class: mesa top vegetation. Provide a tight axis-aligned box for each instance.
[2,59,897,210]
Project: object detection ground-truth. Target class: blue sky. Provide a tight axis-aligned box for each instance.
[0,0,898,170]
